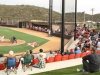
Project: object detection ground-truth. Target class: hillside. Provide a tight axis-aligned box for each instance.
[0,5,61,21]
[65,12,100,22]
[0,5,100,22]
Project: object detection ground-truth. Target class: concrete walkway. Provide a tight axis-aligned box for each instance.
[0,39,82,75]
[0,58,82,75]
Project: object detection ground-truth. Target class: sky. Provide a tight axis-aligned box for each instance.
[0,0,100,14]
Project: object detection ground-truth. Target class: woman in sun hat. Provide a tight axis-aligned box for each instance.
[3,50,18,71]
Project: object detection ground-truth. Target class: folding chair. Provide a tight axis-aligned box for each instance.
[6,57,17,75]
[22,54,32,72]
[0,64,5,70]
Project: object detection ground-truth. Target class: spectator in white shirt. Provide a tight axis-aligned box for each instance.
[35,49,46,59]
[46,50,54,60]
[53,50,58,56]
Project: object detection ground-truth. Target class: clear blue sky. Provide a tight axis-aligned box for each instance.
[0,0,100,14]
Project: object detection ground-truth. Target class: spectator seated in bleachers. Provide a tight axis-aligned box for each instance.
[74,47,81,54]
[53,50,58,56]
[46,50,55,60]
[69,49,74,54]
[3,50,18,72]
[81,47,86,53]
[33,49,46,67]
[54,50,62,56]
[62,50,70,55]
[77,47,100,74]
[78,35,83,40]
[36,54,46,69]
[23,50,32,67]
[20,50,33,68]
[35,49,46,59]
[84,41,90,49]
[0,54,6,64]
[10,36,17,44]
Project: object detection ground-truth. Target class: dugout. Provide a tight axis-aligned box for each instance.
[18,21,27,28]
[32,22,49,28]
[26,20,49,29]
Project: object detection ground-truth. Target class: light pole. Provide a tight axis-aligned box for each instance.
[49,0,53,32]
[74,0,77,41]
[91,8,94,22]
[61,0,65,54]
[83,11,85,23]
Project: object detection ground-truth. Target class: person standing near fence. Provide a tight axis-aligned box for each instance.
[47,29,51,37]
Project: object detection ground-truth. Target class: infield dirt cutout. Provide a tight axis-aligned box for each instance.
[9,28,68,53]
[0,39,25,46]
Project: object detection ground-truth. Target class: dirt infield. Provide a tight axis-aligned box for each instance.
[4,28,68,55]
[0,39,25,46]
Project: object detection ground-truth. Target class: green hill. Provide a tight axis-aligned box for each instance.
[0,5,100,22]
[0,4,61,21]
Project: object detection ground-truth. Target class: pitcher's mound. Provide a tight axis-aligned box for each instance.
[0,39,25,46]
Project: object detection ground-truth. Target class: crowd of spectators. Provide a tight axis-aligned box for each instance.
[1,24,100,74]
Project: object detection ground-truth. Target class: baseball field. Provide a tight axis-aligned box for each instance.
[0,26,67,55]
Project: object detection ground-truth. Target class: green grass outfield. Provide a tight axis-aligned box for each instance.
[30,65,100,75]
[0,27,49,54]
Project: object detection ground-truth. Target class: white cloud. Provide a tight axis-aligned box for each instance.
[77,0,100,14]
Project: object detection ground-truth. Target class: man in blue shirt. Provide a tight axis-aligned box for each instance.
[74,47,81,54]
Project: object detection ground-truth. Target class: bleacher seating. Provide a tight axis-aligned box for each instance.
[31,59,39,65]
[54,55,62,62]
[0,51,92,71]
[68,54,75,59]
[75,53,81,58]
[80,52,87,58]
[46,57,54,63]
[61,55,69,61]
[86,51,92,55]
[97,50,100,54]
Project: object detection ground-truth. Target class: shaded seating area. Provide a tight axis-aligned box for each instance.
[26,21,49,33]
